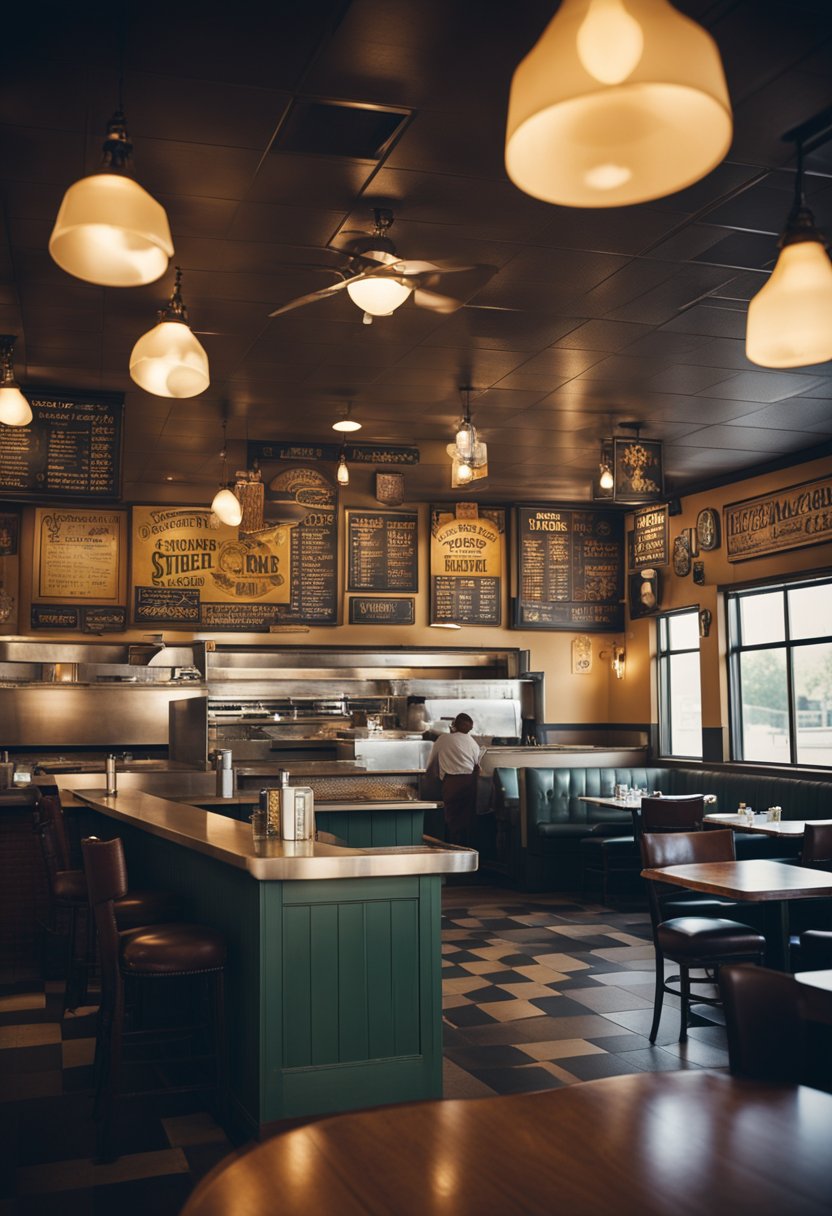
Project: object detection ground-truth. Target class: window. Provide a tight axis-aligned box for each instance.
[728,576,832,767]
[658,608,702,758]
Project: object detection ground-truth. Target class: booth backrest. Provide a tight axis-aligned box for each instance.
[493,768,520,812]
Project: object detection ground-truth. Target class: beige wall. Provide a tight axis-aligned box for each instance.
[616,451,832,742]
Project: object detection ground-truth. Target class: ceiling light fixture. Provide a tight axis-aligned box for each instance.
[49,106,173,287]
[129,268,210,398]
[0,336,33,427]
[505,0,732,208]
[448,387,488,487]
[337,448,350,486]
[599,441,615,491]
[211,416,242,527]
[746,139,832,368]
[332,403,362,433]
[345,213,412,320]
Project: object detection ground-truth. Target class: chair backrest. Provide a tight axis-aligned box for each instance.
[32,793,71,894]
[641,829,736,931]
[802,822,832,867]
[720,964,809,1085]
[638,795,705,838]
[81,836,129,1009]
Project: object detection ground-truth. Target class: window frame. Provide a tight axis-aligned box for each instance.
[727,573,832,768]
[657,606,702,760]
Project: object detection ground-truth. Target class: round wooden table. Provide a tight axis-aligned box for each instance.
[182,1071,832,1215]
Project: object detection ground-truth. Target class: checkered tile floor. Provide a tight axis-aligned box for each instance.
[0,887,728,1212]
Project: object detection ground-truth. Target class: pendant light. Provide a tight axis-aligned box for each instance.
[49,107,173,287]
[332,403,362,433]
[746,141,832,368]
[599,436,614,490]
[129,268,210,398]
[0,336,33,427]
[211,418,242,527]
[336,448,350,486]
[448,387,488,486]
[505,0,732,208]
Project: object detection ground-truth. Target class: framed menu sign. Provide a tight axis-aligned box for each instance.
[513,506,624,631]
[725,475,832,562]
[31,507,127,631]
[347,510,418,592]
[0,391,123,500]
[430,504,504,626]
[632,505,669,570]
[0,511,20,634]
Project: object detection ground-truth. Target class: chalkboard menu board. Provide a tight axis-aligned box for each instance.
[430,504,504,627]
[0,392,122,499]
[0,511,20,634]
[514,506,624,631]
[266,466,338,625]
[347,510,418,592]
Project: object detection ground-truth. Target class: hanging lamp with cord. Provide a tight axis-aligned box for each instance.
[448,387,488,486]
[599,436,615,491]
[211,417,242,527]
[746,138,832,368]
[0,335,33,427]
[336,447,350,486]
[129,267,210,398]
[505,0,732,208]
[49,34,173,288]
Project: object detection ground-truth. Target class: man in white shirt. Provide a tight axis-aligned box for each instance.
[425,713,483,846]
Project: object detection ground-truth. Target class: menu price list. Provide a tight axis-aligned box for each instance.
[347,511,418,592]
[266,468,338,625]
[431,576,500,626]
[0,395,122,498]
[31,604,127,632]
[515,506,624,631]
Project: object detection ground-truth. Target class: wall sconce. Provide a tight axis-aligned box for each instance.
[601,641,626,679]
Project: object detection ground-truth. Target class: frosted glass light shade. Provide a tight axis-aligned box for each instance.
[0,385,32,427]
[746,239,832,368]
[505,0,732,208]
[336,456,350,485]
[211,487,242,527]
[129,321,210,398]
[346,250,412,316]
[49,173,173,287]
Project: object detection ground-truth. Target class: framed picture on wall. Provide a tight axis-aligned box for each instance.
[613,438,664,504]
[629,568,661,618]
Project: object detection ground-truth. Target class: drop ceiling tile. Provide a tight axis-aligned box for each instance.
[161,196,239,240]
[606,266,736,325]
[662,304,750,341]
[554,320,651,353]
[246,153,376,208]
[673,425,822,453]
[728,400,832,432]
[226,201,346,246]
[648,160,766,215]
[697,371,821,403]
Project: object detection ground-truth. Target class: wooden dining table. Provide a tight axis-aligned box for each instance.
[641,858,832,969]
[181,1070,832,1216]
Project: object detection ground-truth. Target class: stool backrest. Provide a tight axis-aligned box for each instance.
[32,794,71,893]
[638,796,705,838]
[720,964,809,1085]
[81,836,128,1011]
[802,822,832,868]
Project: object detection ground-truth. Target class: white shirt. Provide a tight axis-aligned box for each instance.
[427,731,483,779]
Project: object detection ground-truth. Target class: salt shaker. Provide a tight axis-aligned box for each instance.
[105,754,118,796]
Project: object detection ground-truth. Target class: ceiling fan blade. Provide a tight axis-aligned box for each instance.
[268,279,350,317]
[412,265,498,313]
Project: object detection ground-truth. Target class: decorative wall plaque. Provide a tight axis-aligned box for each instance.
[375,472,405,506]
[672,533,692,577]
[725,476,832,562]
[571,635,593,674]
[632,505,669,570]
[629,568,661,618]
[613,437,664,504]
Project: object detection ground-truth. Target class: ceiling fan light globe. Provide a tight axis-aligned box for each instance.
[49,173,173,286]
[346,277,412,316]
[332,418,362,432]
[0,385,33,427]
[746,238,832,368]
[129,320,210,398]
[211,487,242,527]
[505,0,732,208]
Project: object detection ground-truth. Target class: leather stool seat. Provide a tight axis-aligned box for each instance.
[658,917,766,961]
[120,924,227,975]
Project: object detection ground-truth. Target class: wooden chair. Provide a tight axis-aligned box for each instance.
[720,964,813,1086]
[82,835,227,1161]
[802,822,832,868]
[641,829,766,1043]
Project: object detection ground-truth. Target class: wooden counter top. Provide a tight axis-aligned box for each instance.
[72,789,474,881]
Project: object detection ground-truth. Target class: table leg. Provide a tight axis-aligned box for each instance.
[763,901,790,971]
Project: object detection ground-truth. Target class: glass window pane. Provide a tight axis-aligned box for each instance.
[739,648,789,763]
[789,583,832,641]
[668,610,699,651]
[739,591,785,646]
[793,642,832,766]
[669,652,702,757]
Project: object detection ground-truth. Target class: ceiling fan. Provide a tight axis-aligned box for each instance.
[268,208,497,325]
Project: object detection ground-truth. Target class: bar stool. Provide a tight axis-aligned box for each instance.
[32,794,181,1010]
[82,835,227,1161]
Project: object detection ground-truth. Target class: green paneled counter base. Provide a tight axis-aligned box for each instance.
[70,790,474,1138]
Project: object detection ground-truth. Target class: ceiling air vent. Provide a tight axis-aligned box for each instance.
[271,99,411,161]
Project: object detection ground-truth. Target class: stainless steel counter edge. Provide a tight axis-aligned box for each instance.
[70,788,476,880]
[178,796,442,811]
